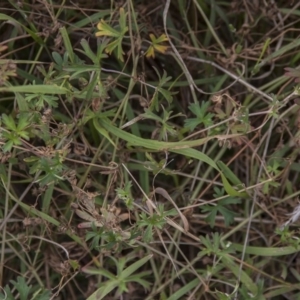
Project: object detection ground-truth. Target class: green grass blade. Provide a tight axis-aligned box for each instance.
[233,244,300,256]
[217,161,244,186]
[120,254,152,279]
[167,278,199,300]
[99,118,247,197]
[0,85,69,94]
[60,27,75,63]
[222,256,259,296]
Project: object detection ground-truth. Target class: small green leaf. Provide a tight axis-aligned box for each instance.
[201,188,241,228]
[80,39,97,63]
[184,102,213,130]
[10,277,31,300]
[52,51,63,66]
[144,225,153,243]
[2,114,16,130]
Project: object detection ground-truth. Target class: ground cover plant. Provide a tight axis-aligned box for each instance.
[1,0,300,299]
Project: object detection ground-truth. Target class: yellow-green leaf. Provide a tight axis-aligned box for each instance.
[95,20,120,37]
